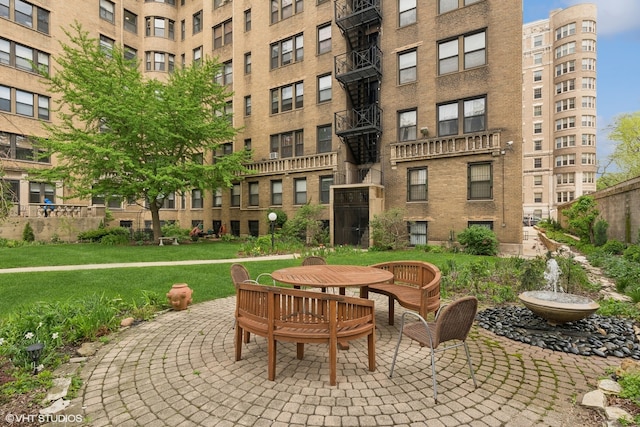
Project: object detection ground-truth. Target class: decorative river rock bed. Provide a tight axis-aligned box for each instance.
[477,306,640,359]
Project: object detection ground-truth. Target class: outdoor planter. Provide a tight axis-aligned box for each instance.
[166,283,193,311]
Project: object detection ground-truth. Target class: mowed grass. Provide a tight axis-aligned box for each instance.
[0,242,487,319]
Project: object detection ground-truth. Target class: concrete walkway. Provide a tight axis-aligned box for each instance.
[27,229,613,425]
[60,291,612,426]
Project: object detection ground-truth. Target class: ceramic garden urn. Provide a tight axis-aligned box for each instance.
[166,283,193,311]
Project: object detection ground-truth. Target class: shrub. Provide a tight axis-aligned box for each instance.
[457,225,498,256]
[593,219,609,247]
[78,226,130,244]
[22,223,35,242]
[624,245,640,263]
[370,208,409,251]
[601,239,626,255]
[161,222,190,238]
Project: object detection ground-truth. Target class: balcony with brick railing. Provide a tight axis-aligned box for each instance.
[390,129,504,165]
[245,152,338,176]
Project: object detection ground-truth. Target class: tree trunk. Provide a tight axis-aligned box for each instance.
[149,202,162,242]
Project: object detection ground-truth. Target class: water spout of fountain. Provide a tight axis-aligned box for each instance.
[543,258,563,293]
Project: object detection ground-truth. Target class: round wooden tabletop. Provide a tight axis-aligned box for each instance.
[271,265,394,288]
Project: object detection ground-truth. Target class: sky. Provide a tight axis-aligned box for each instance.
[523,0,640,174]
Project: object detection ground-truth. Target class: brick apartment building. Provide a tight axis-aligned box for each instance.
[1,0,523,250]
[522,4,597,221]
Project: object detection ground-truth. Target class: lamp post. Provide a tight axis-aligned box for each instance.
[268,212,277,252]
[26,342,44,375]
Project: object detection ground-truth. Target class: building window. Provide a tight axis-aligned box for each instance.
[409,221,427,246]
[15,90,34,117]
[124,10,137,33]
[556,22,576,40]
[193,46,202,64]
[317,124,332,153]
[399,109,417,141]
[213,188,222,207]
[438,31,485,75]
[557,173,575,184]
[556,60,575,76]
[555,117,576,131]
[29,182,55,204]
[145,52,174,72]
[533,105,542,117]
[270,34,303,69]
[534,193,542,203]
[38,96,49,120]
[533,88,542,99]
[438,39,457,75]
[271,0,303,24]
[557,191,575,203]
[534,175,542,186]
[9,42,49,73]
[213,20,233,49]
[534,158,542,168]
[145,17,175,39]
[244,52,252,74]
[317,74,331,103]
[533,53,542,65]
[318,23,331,54]
[0,0,8,18]
[582,20,596,33]
[407,168,427,201]
[556,98,575,112]
[582,134,596,146]
[555,154,576,166]
[582,58,596,71]
[244,96,251,116]
[271,180,283,205]
[99,35,114,56]
[193,11,202,34]
[582,115,596,127]
[581,153,596,165]
[244,139,251,150]
[248,182,259,206]
[582,77,596,90]
[555,42,576,58]
[231,184,240,207]
[294,178,307,204]
[534,123,542,134]
[533,70,542,82]
[437,98,485,136]
[534,139,542,151]
[270,130,303,158]
[100,0,115,23]
[468,162,492,200]
[145,0,176,4]
[533,35,543,47]
[0,85,10,112]
[582,39,596,52]
[0,132,49,163]
[162,193,175,209]
[583,172,595,183]
[271,81,304,114]
[191,189,203,208]
[399,0,416,27]
[15,0,33,28]
[398,49,417,84]
[320,175,332,204]
[244,9,251,31]
[555,135,576,148]
[214,61,233,85]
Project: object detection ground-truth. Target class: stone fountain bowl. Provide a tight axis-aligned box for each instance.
[518,291,600,325]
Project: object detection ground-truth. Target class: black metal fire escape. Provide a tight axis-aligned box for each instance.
[334,0,382,169]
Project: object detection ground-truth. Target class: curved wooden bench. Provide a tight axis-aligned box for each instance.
[366,261,441,325]
[234,282,375,386]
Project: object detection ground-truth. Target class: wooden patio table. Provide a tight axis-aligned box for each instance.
[271,264,394,297]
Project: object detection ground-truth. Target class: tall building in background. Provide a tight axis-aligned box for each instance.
[522,4,597,221]
[1,0,523,251]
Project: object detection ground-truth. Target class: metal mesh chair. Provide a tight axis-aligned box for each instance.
[390,296,478,403]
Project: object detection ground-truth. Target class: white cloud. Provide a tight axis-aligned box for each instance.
[565,0,640,36]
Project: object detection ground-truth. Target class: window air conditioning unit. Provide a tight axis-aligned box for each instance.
[269,152,278,160]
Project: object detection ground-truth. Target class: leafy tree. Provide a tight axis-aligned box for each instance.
[31,24,252,240]
[562,195,599,243]
[281,203,327,246]
[598,111,640,189]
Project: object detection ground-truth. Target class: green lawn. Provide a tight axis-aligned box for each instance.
[0,243,486,319]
